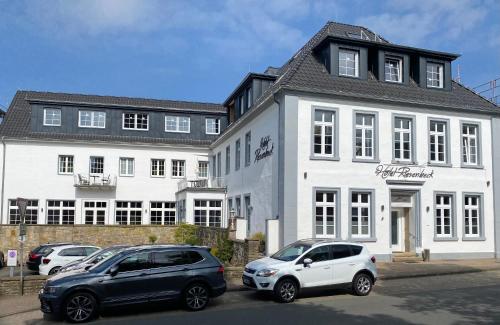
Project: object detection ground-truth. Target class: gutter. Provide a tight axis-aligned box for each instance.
[1,136,6,224]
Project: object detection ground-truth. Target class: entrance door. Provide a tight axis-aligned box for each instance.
[391,209,405,252]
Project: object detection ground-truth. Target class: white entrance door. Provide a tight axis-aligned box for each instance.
[391,209,405,252]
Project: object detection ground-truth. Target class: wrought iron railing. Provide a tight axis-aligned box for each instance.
[74,174,117,189]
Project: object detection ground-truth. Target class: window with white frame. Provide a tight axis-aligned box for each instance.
[239,95,244,115]
[315,191,336,237]
[47,200,75,225]
[339,49,359,77]
[225,146,230,175]
[384,57,402,82]
[426,62,444,88]
[198,161,208,178]
[435,194,453,237]
[464,195,481,237]
[350,192,371,238]
[115,201,142,225]
[9,200,38,224]
[245,132,251,166]
[123,113,148,130]
[58,155,74,174]
[313,110,335,157]
[429,120,447,163]
[354,113,374,159]
[89,156,104,175]
[119,157,134,176]
[206,118,220,135]
[79,111,106,128]
[194,200,222,227]
[44,108,61,126]
[235,197,241,217]
[150,201,176,225]
[165,115,190,133]
[151,159,165,177]
[246,88,252,109]
[235,139,241,171]
[217,152,222,177]
[393,117,412,162]
[462,124,479,166]
[83,201,107,225]
[172,160,185,177]
[211,155,216,178]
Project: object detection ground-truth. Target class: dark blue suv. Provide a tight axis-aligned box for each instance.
[39,245,226,323]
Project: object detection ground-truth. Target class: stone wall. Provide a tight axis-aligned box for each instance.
[0,275,47,295]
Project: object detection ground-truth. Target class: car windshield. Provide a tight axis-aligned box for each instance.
[271,243,311,261]
[88,249,126,270]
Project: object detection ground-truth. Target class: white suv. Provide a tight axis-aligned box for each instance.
[39,245,100,276]
[243,239,377,302]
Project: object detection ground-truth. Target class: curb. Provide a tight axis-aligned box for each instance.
[378,268,498,281]
[0,307,39,319]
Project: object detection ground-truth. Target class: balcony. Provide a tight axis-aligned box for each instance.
[177,177,226,192]
[74,174,117,190]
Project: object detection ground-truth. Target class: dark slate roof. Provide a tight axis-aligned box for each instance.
[0,91,224,146]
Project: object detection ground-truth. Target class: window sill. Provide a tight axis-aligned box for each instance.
[391,160,418,165]
[433,237,459,242]
[314,236,342,241]
[310,155,340,161]
[58,173,74,176]
[462,236,486,241]
[206,132,220,136]
[460,164,484,170]
[427,162,452,168]
[151,175,166,178]
[349,237,377,243]
[122,128,149,131]
[352,158,380,164]
[165,130,191,134]
[119,175,134,177]
[171,176,185,179]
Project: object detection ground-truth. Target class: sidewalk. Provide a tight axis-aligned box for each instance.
[0,293,39,318]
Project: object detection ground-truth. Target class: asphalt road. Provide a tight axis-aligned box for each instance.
[2,270,500,325]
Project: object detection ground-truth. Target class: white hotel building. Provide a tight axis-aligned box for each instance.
[1,22,499,261]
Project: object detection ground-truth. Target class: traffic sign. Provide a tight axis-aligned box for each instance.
[7,250,17,267]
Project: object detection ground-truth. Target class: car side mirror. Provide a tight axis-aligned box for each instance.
[303,258,313,267]
[109,265,119,276]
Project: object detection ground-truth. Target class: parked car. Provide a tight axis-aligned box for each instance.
[27,243,74,272]
[39,245,226,323]
[242,239,377,303]
[39,245,100,276]
[58,245,129,274]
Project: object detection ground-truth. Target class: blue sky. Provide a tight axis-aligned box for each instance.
[0,0,499,109]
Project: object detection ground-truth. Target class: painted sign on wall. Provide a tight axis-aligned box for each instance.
[375,164,434,180]
[254,136,274,162]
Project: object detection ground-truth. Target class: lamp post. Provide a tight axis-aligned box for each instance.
[16,197,27,296]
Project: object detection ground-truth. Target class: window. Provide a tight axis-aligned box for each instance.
[165,115,190,133]
[217,152,222,177]
[59,248,85,257]
[119,158,134,176]
[393,117,413,162]
[435,193,455,238]
[47,200,75,225]
[9,200,38,224]
[384,57,402,83]
[228,198,233,217]
[43,108,61,126]
[235,139,241,171]
[313,110,336,157]
[150,201,176,225]
[186,251,204,263]
[123,113,148,130]
[239,95,244,116]
[115,201,142,225]
[58,155,74,174]
[235,197,241,217]
[339,49,359,77]
[354,113,375,160]
[350,191,372,238]
[206,118,220,135]
[225,146,230,175]
[244,195,251,233]
[302,246,331,263]
[117,252,150,273]
[89,156,104,175]
[245,131,251,166]
[429,120,448,164]
[194,200,222,227]
[152,251,189,268]
[83,201,107,225]
[246,88,252,109]
[151,159,165,177]
[463,194,482,238]
[314,191,337,238]
[332,245,352,259]
[198,161,208,178]
[426,62,444,88]
[462,123,480,166]
[211,155,216,178]
[172,160,185,178]
[79,111,106,128]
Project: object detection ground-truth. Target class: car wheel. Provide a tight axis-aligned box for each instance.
[352,273,373,296]
[184,283,210,311]
[64,292,98,323]
[48,267,61,275]
[274,279,298,303]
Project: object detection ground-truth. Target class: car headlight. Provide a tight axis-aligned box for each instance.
[44,286,59,294]
[256,269,279,277]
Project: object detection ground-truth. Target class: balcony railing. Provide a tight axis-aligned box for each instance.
[177,177,226,192]
[74,174,117,189]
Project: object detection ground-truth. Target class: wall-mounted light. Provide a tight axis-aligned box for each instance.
[487,181,491,187]
[304,172,307,179]
[426,206,430,213]
[381,205,385,212]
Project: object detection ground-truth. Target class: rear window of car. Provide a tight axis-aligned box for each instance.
[42,248,54,257]
[186,251,204,263]
[332,245,352,259]
[151,251,190,268]
[84,247,99,256]
[59,248,85,257]
[350,245,363,256]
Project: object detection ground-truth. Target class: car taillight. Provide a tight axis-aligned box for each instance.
[30,253,40,259]
[217,266,224,274]
[370,256,376,264]
[42,258,51,264]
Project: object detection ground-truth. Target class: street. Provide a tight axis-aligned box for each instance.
[2,270,500,325]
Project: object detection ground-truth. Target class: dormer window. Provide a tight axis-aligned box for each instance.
[44,108,61,126]
[385,57,402,83]
[426,62,444,88]
[339,49,359,77]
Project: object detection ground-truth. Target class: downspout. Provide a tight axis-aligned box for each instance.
[273,91,282,247]
[1,136,6,224]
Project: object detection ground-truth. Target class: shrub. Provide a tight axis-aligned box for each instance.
[148,235,158,244]
[251,232,266,253]
[174,224,202,245]
[213,235,234,264]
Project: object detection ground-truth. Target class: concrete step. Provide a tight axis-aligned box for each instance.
[393,252,417,257]
[392,255,422,263]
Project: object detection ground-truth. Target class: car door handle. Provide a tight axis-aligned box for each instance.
[323,266,331,269]
[349,263,356,266]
